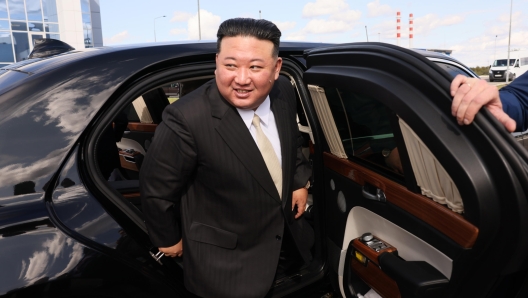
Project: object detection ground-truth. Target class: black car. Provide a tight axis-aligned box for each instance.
[1,41,528,298]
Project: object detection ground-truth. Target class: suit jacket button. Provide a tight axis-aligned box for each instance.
[276,235,282,240]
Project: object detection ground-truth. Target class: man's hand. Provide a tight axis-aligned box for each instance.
[450,74,516,132]
[159,239,183,258]
[292,187,308,219]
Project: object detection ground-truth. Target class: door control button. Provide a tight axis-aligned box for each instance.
[361,232,373,242]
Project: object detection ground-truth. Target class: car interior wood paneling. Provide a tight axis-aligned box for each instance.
[323,166,464,263]
[351,258,401,298]
[324,152,478,248]
[127,123,157,132]
[122,192,140,199]
[352,238,397,267]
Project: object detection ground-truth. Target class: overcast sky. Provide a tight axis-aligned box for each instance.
[100,0,528,67]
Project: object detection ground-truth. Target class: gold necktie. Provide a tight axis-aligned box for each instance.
[252,114,282,199]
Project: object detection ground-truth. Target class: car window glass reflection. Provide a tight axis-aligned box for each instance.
[324,87,403,175]
[434,62,471,78]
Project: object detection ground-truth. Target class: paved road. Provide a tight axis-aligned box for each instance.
[479,75,510,87]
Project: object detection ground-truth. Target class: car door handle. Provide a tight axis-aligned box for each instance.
[362,184,386,202]
[149,250,164,265]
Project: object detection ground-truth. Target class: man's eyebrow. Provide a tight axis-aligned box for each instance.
[221,57,266,62]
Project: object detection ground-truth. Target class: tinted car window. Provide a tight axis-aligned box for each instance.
[324,87,403,176]
[434,62,471,77]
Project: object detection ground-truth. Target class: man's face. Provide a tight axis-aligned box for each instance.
[215,36,282,110]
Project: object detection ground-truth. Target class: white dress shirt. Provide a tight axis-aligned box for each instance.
[236,95,282,167]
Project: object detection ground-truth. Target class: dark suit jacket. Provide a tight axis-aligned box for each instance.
[140,76,313,298]
[501,71,528,131]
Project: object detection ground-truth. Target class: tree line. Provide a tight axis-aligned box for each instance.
[471,66,490,76]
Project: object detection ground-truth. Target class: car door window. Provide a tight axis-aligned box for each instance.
[312,85,402,176]
[308,83,464,213]
[434,62,472,77]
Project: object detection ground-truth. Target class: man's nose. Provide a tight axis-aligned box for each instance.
[234,68,250,85]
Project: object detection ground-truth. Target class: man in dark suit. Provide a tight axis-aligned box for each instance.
[140,18,313,298]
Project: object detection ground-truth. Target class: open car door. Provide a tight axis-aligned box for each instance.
[301,43,528,298]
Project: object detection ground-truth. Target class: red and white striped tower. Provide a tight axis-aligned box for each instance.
[396,11,401,46]
[409,13,414,48]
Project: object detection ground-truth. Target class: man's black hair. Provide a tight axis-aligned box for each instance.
[217,18,281,57]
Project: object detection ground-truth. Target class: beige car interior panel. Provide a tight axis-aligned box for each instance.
[131,96,154,124]
[117,138,146,155]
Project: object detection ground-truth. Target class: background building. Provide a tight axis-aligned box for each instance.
[0,0,102,67]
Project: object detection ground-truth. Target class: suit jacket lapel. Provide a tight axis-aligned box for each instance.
[270,85,294,209]
[209,81,282,203]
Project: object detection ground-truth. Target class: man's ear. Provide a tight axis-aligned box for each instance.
[274,57,283,80]
[215,54,219,75]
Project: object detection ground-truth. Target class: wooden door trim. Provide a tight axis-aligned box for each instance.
[351,257,401,298]
[127,123,157,132]
[323,152,479,248]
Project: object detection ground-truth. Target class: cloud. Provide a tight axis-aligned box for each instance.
[273,21,296,32]
[302,0,349,18]
[299,0,361,35]
[367,0,394,17]
[489,11,523,35]
[414,14,465,36]
[284,32,306,41]
[171,11,193,22]
[170,28,187,35]
[0,67,122,191]
[23,233,85,284]
[447,29,528,68]
[187,9,221,40]
[331,10,361,22]
[304,19,352,34]
[440,15,464,26]
[103,30,130,45]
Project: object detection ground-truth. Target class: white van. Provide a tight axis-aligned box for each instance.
[489,55,528,82]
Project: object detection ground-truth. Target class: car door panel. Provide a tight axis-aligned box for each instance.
[325,152,478,249]
[302,43,528,297]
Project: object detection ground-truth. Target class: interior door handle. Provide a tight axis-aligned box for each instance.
[362,184,386,202]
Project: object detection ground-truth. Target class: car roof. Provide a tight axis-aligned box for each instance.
[0,41,331,75]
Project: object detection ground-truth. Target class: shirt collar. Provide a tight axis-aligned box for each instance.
[236,95,271,129]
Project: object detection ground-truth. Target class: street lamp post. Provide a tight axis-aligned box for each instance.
[506,0,513,83]
[365,26,369,42]
[494,35,498,61]
[378,32,380,42]
[154,15,165,42]
[197,0,201,40]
